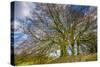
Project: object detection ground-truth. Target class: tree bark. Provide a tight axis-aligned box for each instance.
[77,35,80,55]
[71,45,75,56]
[77,41,80,55]
[60,45,67,57]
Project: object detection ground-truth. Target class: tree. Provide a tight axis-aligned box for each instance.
[14,3,97,58]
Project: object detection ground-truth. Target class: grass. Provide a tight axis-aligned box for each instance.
[48,53,97,63]
[15,53,97,66]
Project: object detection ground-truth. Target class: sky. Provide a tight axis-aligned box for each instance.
[70,5,89,14]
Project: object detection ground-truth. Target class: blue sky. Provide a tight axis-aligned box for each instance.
[70,5,89,14]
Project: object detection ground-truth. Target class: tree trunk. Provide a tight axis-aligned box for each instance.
[71,45,75,56]
[60,45,67,57]
[77,36,80,55]
[77,41,80,55]
[71,41,75,56]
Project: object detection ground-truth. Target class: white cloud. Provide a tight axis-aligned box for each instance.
[21,2,31,17]
[15,2,32,17]
[14,20,20,29]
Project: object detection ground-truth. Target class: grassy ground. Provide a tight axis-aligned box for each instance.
[47,53,97,64]
[15,53,97,66]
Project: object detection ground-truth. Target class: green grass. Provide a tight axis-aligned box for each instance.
[15,53,97,66]
[48,53,97,63]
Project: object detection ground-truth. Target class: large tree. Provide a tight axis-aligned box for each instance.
[14,3,97,57]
